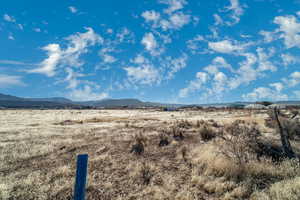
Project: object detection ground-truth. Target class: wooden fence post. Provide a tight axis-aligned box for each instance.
[273,108,296,159]
[74,154,89,200]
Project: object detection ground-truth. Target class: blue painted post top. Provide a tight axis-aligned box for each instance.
[74,154,89,200]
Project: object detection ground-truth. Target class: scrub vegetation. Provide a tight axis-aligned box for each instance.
[0,108,300,200]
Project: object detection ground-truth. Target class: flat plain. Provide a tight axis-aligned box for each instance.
[0,109,300,200]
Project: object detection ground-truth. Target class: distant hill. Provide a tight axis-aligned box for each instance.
[0,92,299,109]
[0,100,80,109]
[0,93,81,109]
[0,93,181,109]
[78,98,183,108]
[275,101,300,105]
[27,97,73,104]
[0,93,23,101]
[79,98,145,107]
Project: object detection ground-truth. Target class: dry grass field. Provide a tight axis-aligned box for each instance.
[0,109,300,200]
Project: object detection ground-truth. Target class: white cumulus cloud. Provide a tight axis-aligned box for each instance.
[28,27,103,77]
[124,64,160,85]
[179,72,209,98]
[164,53,188,79]
[242,87,288,101]
[141,33,163,55]
[142,10,161,22]
[208,40,244,54]
[29,44,62,77]
[274,15,300,48]
[67,85,108,101]
[142,0,193,31]
[160,0,187,14]
[281,53,300,66]
[270,82,284,92]
[226,0,244,25]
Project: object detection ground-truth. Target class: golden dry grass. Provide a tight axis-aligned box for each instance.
[0,109,299,200]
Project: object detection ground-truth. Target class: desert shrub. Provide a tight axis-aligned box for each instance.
[195,120,206,128]
[180,146,188,162]
[158,133,169,147]
[265,109,300,140]
[265,109,277,126]
[211,121,220,128]
[264,117,275,129]
[139,162,154,185]
[282,119,300,140]
[219,120,261,166]
[130,133,147,155]
[190,144,246,180]
[254,141,284,162]
[251,177,300,200]
[199,125,216,142]
[164,125,185,141]
[290,110,299,119]
[176,120,193,129]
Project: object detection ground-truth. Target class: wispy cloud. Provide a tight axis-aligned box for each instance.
[28,27,103,77]
[124,64,161,85]
[208,40,245,54]
[179,72,209,98]
[141,0,195,33]
[0,60,35,66]
[225,0,244,26]
[141,32,164,56]
[242,87,288,101]
[281,53,300,66]
[3,14,15,22]
[260,12,300,48]
[67,85,108,101]
[68,6,78,14]
[0,74,25,88]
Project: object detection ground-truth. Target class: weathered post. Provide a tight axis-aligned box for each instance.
[74,154,89,200]
[273,108,296,159]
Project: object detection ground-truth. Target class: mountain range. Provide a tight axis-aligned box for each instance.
[0,93,182,109]
[0,93,299,109]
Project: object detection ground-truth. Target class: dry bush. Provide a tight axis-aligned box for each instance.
[265,109,300,140]
[125,121,130,128]
[251,177,300,200]
[191,143,300,199]
[190,144,244,179]
[163,124,185,141]
[158,133,169,147]
[172,128,184,141]
[129,162,155,185]
[282,120,300,140]
[254,141,284,162]
[208,119,220,128]
[265,109,278,128]
[219,120,261,166]
[139,162,154,185]
[54,119,83,125]
[290,110,299,119]
[179,146,189,163]
[130,132,147,155]
[192,143,299,189]
[176,120,193,129]
[199,125,216,142]
[195,119,206,128]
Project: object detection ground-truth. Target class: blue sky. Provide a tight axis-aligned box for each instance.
[1,0,300,104]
